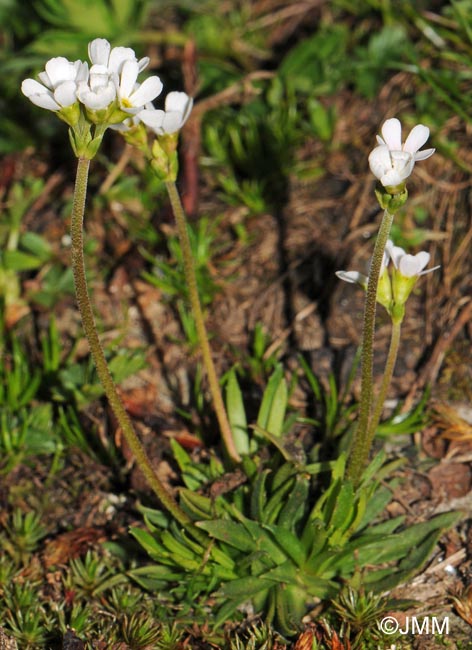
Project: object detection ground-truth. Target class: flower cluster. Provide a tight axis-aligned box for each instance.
[336,240,439,322]
[21,38,193,158]
[369,118,435,192]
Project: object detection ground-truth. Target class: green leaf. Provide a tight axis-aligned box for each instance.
[220,575,273,599]
[129,526,168,560]
[277,473,310,530]
[364,513,461,592]
[263,472,296,525]
[250,468,270,521]
[302,518,327,558]
[257,365,287,437]
[278,24,349,93]
[214,584,270,627]
[197,520,257,553]
[170,439,209,490]
[3,250,43,271]
[274,583,308,636]
[129,564,186,590]
[262,559,298,584]
[108,348,146,383]
[368,512,458,565]
[137,503,169,532]
[161,530,200,561]
[226,367,249,454]
[356,484,397,531]
[179,489,213,520]
[20,232,53,260]
[263,524,306,567]
[327,481,355,535]
[238,518,287,564]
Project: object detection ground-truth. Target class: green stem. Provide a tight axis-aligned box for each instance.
[71,157,202,537]
[165,181,241,463]
[346,208,394,485]
[365,318,402,450]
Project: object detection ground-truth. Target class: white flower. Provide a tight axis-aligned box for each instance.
[336,270,368,288]
[336,249,390,289]
[138,91,193,134]
[369,118,435,188]
[386,240,439,307]
[88,38,149,75]
[386,240,439,277]
[76,63,117,110]
[21,57,88,111]
[80,39,162,114]
[336,249,392,310]
[117,59,163,113]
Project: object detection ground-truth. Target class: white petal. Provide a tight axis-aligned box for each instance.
[391,150,414,181]
[162,111,184,133]
[165,91,193,125]
[138,108,166,130]
[336,270,367,287]
[54,81,77,107]
[127,76,163,108]
[109,46,136,73]
[381,118,402,150]
[119,59,139,98]
[89,38,110,66]
[380,169,404,187]
[165,91,189,113]
[386,242,405,270]
[368,145,391,181]
[418,264,440,276]
[414,147,435,161]
[397,255,418,276]
[22,79,59,110]
[138,56,150,72]
[22,78,48,98]
[381,249,390,270]
[398,251,430,277]
[403,124,429,154]
[44,57,76,86]
[37,70,53,88]
[32,95,60,110]
[413,251,431,273]
[29,94,60,111]
[74,60,89,83]
[77,82,116,109]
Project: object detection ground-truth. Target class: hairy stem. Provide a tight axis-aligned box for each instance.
[346,208,394,485]
[365,318,402,450]
[71,157,202,537]
[165,180,241,463]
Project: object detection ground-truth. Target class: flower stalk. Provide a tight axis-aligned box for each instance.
[345,207,394,486]
[165,180,241,463]
[365,318,402,450]
[71,157,203,538]
[344,118,435,486]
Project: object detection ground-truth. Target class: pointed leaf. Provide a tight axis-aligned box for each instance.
[263,524,306,567]
[226,368,249,454]
[197,519,257,552]
[257,365,287,437]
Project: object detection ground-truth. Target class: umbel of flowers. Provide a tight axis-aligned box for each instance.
[21,38,192,160]
[21,37,240,529]
[21,38,204,531]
